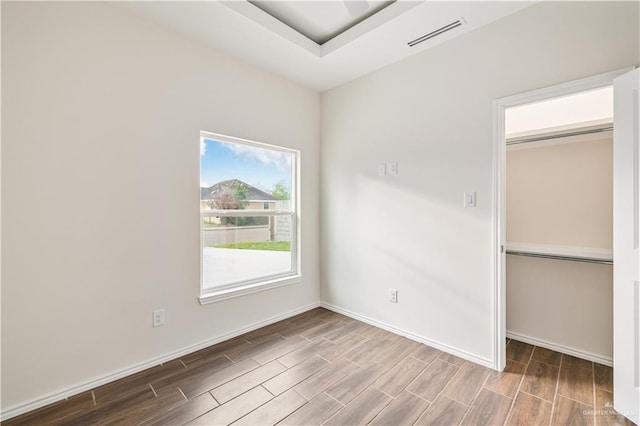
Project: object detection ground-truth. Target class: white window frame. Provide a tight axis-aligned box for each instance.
[199,131,301,304]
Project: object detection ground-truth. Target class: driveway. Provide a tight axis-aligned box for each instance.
[202,247,292,289]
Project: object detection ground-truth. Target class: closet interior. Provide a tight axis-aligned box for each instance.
[505,87,614,365]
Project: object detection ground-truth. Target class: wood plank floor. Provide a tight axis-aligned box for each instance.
[3,308,635,425]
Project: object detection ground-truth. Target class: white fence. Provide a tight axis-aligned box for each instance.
[202,226,270,246]
[201,200,292,246]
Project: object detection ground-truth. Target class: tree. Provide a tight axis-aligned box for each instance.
[271,179,290,200]
[232,181,250,207]
[209,180,250,225]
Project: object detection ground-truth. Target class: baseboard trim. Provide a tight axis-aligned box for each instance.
[320,302,494,369]
[506,331,613,367]
[0,301,321,422]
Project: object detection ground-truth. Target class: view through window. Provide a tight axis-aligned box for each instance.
[200,132,299,300]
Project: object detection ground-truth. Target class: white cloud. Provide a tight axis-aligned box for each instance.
[200,139,207,157]
[200,180,209,188]
[225,142,291,170]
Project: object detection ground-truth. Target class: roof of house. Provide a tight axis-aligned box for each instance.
[200,179,277,202]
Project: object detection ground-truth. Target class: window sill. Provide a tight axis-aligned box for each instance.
[199,275,301,304]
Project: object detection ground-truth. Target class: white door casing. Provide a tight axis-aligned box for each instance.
[613,68,640,425]
[492,68,633,373]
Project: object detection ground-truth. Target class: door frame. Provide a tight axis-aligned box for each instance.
[491,67,634,371]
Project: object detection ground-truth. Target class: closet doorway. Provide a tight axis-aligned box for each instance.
[504,86,614,365]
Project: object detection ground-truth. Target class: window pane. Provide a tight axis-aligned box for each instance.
[200,138,292,204]
[200,134,297,294]
[202,216,293,289]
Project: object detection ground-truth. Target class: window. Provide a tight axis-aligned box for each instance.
[199,132,299,303]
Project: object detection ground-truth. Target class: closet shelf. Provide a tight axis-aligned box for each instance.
[506,242,613,265]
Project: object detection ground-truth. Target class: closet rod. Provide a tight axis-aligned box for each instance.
[506,126,613,146]
[506,250,613,265]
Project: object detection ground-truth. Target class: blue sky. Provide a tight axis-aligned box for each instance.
[200,138,292,193]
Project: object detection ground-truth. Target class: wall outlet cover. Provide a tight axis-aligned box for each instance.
[152,309,165,327]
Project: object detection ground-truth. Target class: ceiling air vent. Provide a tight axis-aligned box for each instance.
[407,19,464,47]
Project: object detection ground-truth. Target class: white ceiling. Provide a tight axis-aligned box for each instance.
[117,1,536,92]
[249,0,396,44]
[506,86,614,137]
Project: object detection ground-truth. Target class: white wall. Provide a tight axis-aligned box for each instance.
[1,2,319,412]
[320,1,639,365]
[507,137,613,249]
[506,256,613,362]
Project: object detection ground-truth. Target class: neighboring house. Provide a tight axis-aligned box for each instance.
[200,179,282,243]
[200,179,277,212]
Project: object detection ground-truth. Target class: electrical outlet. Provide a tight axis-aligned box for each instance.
[389,288,398,303]
[152,309,165,327]
[378,163,387,176]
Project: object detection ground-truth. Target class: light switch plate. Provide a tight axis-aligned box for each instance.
[463,192,476,207]
[388,161,398,176]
